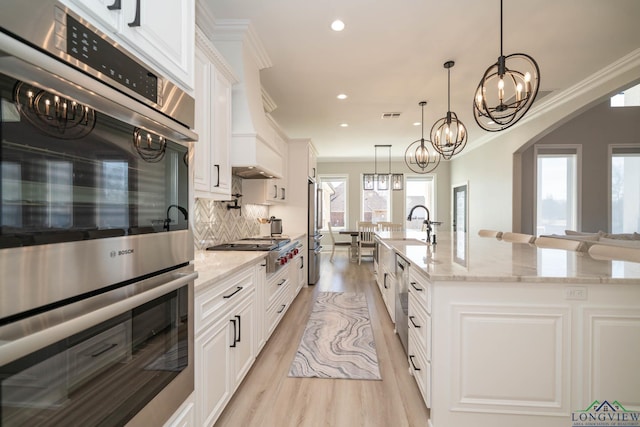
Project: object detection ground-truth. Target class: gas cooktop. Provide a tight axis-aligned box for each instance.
[206,237,291,252]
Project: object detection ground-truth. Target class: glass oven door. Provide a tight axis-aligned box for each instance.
[1,71,190,249]
[0,267,196,426]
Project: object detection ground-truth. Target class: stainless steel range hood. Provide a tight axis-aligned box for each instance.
[212,20,283,179]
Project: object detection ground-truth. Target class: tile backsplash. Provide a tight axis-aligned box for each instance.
[192,176,269,249]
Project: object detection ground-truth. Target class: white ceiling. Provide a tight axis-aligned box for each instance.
[203,0,640,161]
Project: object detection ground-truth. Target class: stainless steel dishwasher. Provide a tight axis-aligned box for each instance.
[395,254,410,354]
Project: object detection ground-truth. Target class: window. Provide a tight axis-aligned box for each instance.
[362,175,390,223]
[319,175,347,230]
[405,175,435,230]
[611,146,640,233]
[610,83,640,107]
[535,146,580,235]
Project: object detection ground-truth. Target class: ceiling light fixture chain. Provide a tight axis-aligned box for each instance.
[473,0,541,132]
[430,61,467,160]
[404,101,440,174]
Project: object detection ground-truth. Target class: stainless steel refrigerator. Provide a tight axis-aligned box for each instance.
[308,180,322,284]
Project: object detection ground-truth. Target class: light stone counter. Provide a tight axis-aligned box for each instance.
[377,230,640,284]
[193,250,266,289]
[192,233,307,289]
[376,230,640,427]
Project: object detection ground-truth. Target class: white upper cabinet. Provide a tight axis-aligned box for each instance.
[193,29,236,200]
[62,0,195,92]
[308,145,318,181]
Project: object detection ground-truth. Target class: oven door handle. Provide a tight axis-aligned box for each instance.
[0,271,198,366]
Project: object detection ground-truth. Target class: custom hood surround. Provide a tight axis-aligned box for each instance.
[211,20,284,179]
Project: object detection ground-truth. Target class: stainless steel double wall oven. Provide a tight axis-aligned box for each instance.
[1,2,197,425]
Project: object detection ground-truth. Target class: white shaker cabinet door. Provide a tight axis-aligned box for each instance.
[193,41,233,200]
[193,47,213,194]
[63,0,121,31]
[196,315,232,427]
[211,68,232,195]
[119,0,194,91]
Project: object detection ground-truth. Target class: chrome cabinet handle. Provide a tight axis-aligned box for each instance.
[223,286,243,299]
[409,316,421,328]
[300,256,304,269]
[383,273,388,289]
[107,0,121,10]
[277,304,286,314]
[281,188,285,200]
[410,281,423,291]
[214,164,220,187]
[277,279,286,286]
[273,185,278,198]
[128,0,141,27]
[409,355,421,371]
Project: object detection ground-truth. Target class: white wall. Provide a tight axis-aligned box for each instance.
[317,160,451,231]
[449,49,640,235]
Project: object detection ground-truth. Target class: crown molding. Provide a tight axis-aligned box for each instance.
[195,27,238,84]
[262,87,277,113]
[211,19,273,70]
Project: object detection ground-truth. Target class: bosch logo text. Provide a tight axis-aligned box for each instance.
[111,249,135,257]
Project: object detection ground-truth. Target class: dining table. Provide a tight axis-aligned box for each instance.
[338,230,361,263]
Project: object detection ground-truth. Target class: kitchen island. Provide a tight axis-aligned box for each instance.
[376,231,640,427]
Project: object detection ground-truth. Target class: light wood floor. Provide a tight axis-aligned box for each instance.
[213,253,430,427]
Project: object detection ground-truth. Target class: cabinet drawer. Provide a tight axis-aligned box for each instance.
[196,268,255,335]
[408,328,431,408]
[266,284,290,339]
[266,267,290,306]
[408,295,431,361]
[408,269,431,313]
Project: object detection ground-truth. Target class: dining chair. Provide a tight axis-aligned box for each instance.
[377,222,403,232]
[357,221,376,264]
[588,244,640,263]
[327,222,351,262]
[478,229,503,238]
[534,236,586,251]
[501,232,536,244]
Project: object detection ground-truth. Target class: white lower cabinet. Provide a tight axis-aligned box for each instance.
[265,266,291,340]
[407,266,431,409]
[195,265,256,427]
[163,392,195,427]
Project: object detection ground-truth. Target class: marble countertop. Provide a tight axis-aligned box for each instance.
[193,233,307,289]
[376,231,640,284]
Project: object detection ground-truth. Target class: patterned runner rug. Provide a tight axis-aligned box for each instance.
[288,292,382,380]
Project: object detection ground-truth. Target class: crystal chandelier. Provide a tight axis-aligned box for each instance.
[473,0,540,131]
[404,101,440,174]
[430,61,467,160]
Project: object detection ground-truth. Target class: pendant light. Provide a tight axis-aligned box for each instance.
[430,61,467,160]
[473,0,540,131]
[404,101,440,174]
[363,145,403,190]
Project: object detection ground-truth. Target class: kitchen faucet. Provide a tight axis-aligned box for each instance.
[165,204,188,231]
[407,204,432,243]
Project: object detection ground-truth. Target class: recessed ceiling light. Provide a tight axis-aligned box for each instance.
[413,122,421,126]
[340,123,349,127]
[337,93,348,100]
[331,20,345,31]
